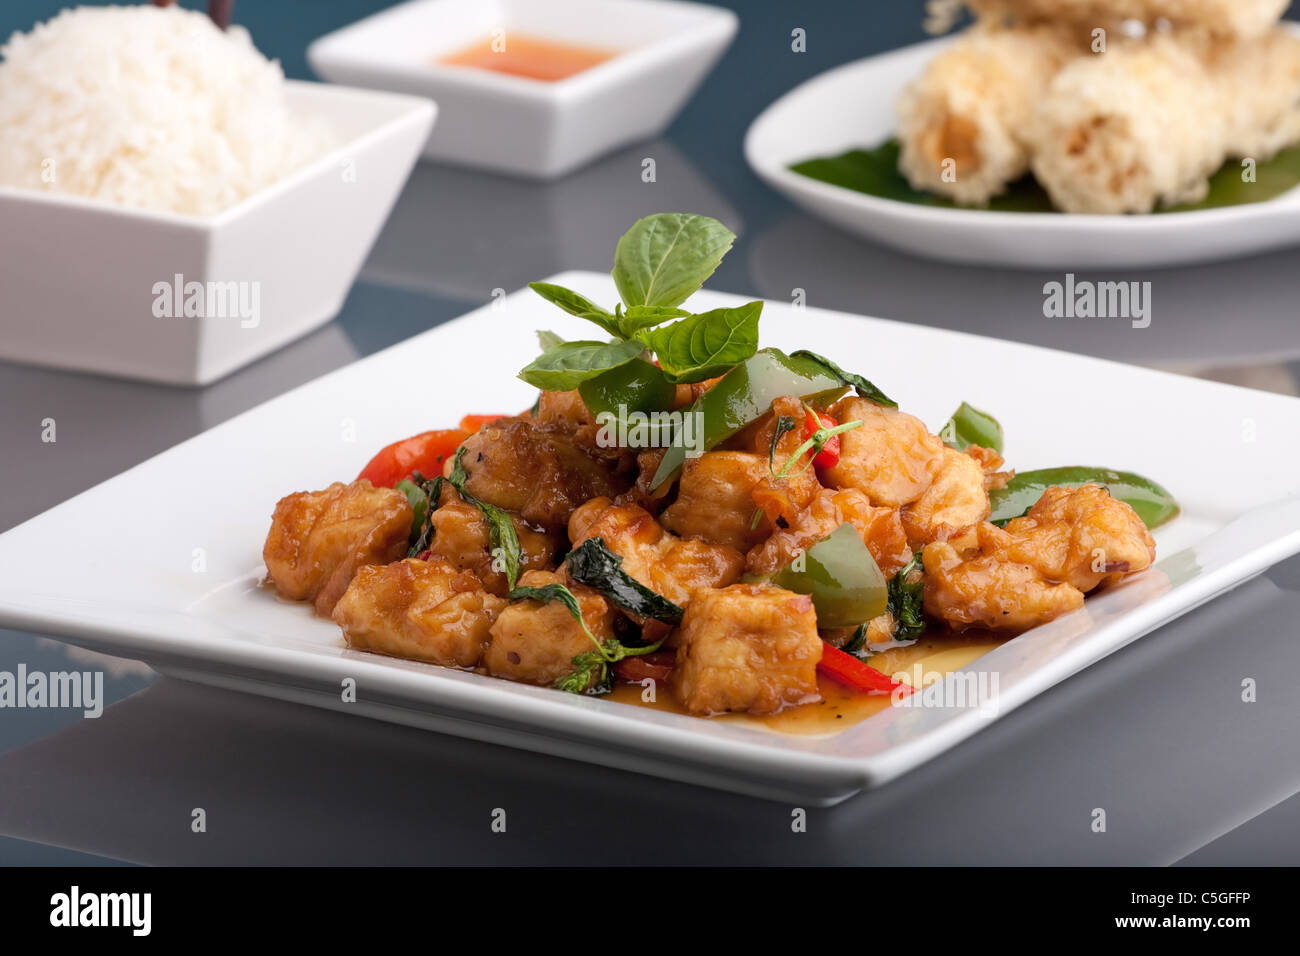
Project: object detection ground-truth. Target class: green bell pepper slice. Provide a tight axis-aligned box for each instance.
[650,348,849,490]
[989,466,1179,530]
[770,523,888,629]
[939,401,1003,453]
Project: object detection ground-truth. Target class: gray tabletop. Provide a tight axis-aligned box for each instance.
[2,0,1299,866]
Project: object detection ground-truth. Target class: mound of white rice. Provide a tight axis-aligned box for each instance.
[0,5,336,216]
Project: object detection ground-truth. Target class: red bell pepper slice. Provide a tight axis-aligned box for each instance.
[817,642,910,695]
[458,414,509,432]
[356,428,470,488]
[614,652,676,685]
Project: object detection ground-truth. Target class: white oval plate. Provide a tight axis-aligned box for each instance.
[744,34,1300,269]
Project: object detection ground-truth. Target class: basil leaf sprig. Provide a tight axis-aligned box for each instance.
[506,579,666,695]
[520,213,757,390]
[886,551,926,642]
[406,447,524,584]
[564,537,684,625]
[789,350,896,408]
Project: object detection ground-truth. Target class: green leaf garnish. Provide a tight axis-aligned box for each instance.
[939,401,1003,453]
[506,579,665,695]
[767,415,799,473]
[517,339,643,391]
[529,282,617,323]
[789,350,896,408]
[639,301,762,384]
[445,447,522,588]
[612,213,736,309]
[617,304,691,335]
[564,537,685,625]
[536,329,565,351]
[886,551,926,642]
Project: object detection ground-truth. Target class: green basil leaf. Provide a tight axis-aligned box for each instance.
[616,305,691,336]
[886,551,926,642]
[640,301,762,384]
[564,537,685,625]
[536,330,565,352]
[939,401,1004,453]
[612,213,736,309]
[789,349,896,408]
[517,339,643,391]
[445,447,521,587]
[529,282,622,338]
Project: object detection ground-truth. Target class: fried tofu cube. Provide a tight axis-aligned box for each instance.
[673,583,823,715]
[426,486,559,596]
[660,451,771,551]
[922,527,1085,631]
[901,446,990,546]
[746,487,912,578]
[484,571,616,690]
[821,397,946,507]
[458,419,628,531]
[333,558,506,667]
[568,497,744,609]
[263,479,412,615]
[1002,483,1156,592]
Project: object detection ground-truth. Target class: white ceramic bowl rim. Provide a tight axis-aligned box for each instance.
[0,80,437,231]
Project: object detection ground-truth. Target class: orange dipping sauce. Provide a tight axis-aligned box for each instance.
[437,33,618,82]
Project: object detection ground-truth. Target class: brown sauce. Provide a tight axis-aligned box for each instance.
[607,630,1008,735]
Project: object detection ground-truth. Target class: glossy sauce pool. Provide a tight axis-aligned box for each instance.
[436,34,618,82]
[607,631,1007,735]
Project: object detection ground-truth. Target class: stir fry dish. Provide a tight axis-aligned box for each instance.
[262,213,1178,720]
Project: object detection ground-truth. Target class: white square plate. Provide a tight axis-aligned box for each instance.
[2,272,1299,805]
[308,0,737,178]
[745,28,1300,270]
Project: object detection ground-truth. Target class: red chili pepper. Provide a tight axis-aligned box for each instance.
[357,428,470,488]
[817,642,910,695]
[458,414,508,432]
[614,652,676,684]
[803,408,841,469]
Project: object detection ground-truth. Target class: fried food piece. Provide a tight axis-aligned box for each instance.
[1207,27,1300,160]
[958,0,1288,39]
[901,446,990,546]
[484,570,616,690]
[333,557,506,668]
[1001,484,1156,591]
[820,397,946,508]
[533,389,595,432]
[897,23,1082,205]
[673,583,823,715]
[922,486,1154,631]
[457,418,630,531]
[747,395,825,527]
[923,529,1086,631]
[426,486,558,596]
[746,487,912,578]
[1028,33,1227,214]
[264,479,412,615]
[568,498,744,607]
[660,451,772,551]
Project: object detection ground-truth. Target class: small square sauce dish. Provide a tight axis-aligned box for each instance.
[307,0,738,179]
